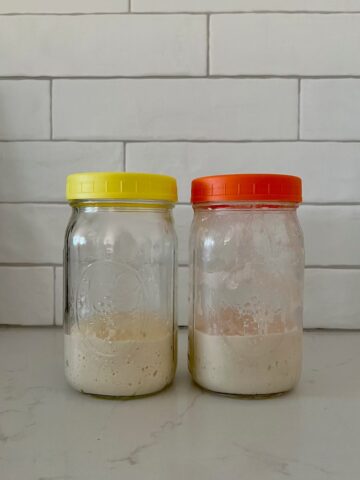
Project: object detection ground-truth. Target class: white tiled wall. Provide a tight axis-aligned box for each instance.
[0,16,206,76]
[0,81,50,140]
[210,15,360,76]
[131,1,360,13]
[52,79,297,140]
[0,2,358,328]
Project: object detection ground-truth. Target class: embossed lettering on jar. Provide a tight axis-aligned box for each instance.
[188,174,304,396]
[64,172,178,397]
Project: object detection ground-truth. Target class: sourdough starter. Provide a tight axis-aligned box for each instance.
[65,315,174,396]
[190,328,302,395]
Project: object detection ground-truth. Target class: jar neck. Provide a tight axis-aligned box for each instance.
[70,199,174,212]
[193,201,300,211]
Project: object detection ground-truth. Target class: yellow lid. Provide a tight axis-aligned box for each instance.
[66,172,178,203]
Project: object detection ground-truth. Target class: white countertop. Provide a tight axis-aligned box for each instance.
[1,327,360,480]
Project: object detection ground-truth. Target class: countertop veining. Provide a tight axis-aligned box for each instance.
[1,327,360,480]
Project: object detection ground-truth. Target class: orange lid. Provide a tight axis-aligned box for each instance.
[191,174,302,204]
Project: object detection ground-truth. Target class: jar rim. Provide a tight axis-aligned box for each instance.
[193,200,299,210]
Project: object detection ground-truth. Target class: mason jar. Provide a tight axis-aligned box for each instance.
[188,174,304,396]
[64,172,177,397]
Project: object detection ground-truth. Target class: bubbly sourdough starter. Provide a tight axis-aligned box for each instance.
[190,328,302,395]
[65,315,174,396]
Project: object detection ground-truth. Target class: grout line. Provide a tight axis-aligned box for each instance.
[297,79,301,140]
[178,264,360,270]
[0,139,129,143]
[0,324,59,328]
[49,79,53,140]
[305,265,360,270]
[192,11,360,15]
[1,75,360,80]
[128,0,131,13]
[304,328,360,333]
[0,263,62,267]
[3,139,360,144]
[73,138,360,143]
[302,202,360,206]
[206,14,210,76]
[1,11,360,16]
[53,267,56,326]
[0,12,205,16]
[123,141,127,171]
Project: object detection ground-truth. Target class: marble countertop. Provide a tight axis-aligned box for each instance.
[1,327,360,480]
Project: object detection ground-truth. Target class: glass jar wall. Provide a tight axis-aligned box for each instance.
[188,174,304,396]
[64,173,177,397]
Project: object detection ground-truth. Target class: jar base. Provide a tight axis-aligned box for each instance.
[73,379,174,400]
[192,379,295,399]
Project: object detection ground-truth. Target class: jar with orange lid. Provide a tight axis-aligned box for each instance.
[188,174,304,396]
[64,172,178,397]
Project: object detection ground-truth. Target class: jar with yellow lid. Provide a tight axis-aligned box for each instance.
[64,172,178,397]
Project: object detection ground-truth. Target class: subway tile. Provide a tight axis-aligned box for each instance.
[0,81,50,140]
[53,79,298,140]
[55,267,63,326]
[127,142,360,204]
[0,142,123,202]
[0,0,128,13]
[299,206,360,266]
[304,269,360,329]
[211,14,360,76]
[0,204,70,264]
[0,15,206,76]
[301,79,360,140]
[174,205,360,267]
[132,0,360,12]
[0,267,53,325]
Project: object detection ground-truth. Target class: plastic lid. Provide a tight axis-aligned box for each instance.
[191,174,302,204]
[66,172,177,202]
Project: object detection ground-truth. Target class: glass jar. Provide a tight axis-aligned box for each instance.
[188,174,304,396]
[64,172,177,397]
